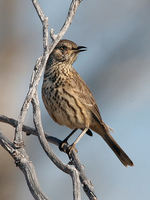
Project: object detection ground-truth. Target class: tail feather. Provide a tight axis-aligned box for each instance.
[101,132,134,167]
[89,113,133,166]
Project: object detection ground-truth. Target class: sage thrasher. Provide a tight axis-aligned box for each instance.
[42,39,133,167]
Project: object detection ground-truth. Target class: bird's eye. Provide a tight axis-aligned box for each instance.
[60,46,67,50]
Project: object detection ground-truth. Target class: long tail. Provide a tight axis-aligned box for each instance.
[101,130,134,167]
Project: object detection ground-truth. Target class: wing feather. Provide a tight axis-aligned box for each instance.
[68,68,102,123]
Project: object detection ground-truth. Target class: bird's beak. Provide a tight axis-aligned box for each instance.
[73,46,87,53]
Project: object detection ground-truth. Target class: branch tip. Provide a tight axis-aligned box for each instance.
[50,28,57,41]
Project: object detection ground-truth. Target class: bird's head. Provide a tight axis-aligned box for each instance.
[51,39,87,65]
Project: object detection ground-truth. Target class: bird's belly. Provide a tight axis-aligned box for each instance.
[52,110,77,129]
[42,86,87,129]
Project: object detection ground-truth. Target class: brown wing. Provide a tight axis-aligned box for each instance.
[69,68,102,123]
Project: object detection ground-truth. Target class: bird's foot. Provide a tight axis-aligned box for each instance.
[67,144,78,156]
[59,141,78,159]
[59,140,69,152]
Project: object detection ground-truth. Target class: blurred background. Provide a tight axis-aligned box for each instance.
[0,0,150,199]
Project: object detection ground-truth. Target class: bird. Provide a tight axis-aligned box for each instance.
[42,39,134,167]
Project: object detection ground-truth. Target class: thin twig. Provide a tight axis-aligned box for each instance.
[14,1,49,146]
[0,0,98,199]
[50,0,82,41]
[14,0,82,148]
[70,151,98,200]
[0,129,49,200]
[0,115,61,146]
[72,169,81,200]
[0,114,98,200]
[32,90,82,199]
[32,91,71,173]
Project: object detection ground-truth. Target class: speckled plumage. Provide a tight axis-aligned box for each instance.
[42,39,133,167]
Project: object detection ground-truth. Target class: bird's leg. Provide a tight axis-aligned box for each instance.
[64,128,78,143]
[59,128,78,151]
[67,128,89,154]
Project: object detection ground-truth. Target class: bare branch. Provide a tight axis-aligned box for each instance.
[32,91,71,173]
[0,115,98,200]
[32,0,49,51]
[14,5,49,147]
[50,0,82,41]
[72,169,81,200]
[32,0,45,22]
[0,115,61,146]
[14,0,82,148]
[0,129,49,200]
[0,0,99,199]
[69,151,98,200]
[32,90,82,199]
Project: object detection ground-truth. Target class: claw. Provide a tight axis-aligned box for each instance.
[67,144,78,156]
[59,141,68,152]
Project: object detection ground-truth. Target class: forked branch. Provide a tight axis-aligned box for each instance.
[0,0,98,199]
